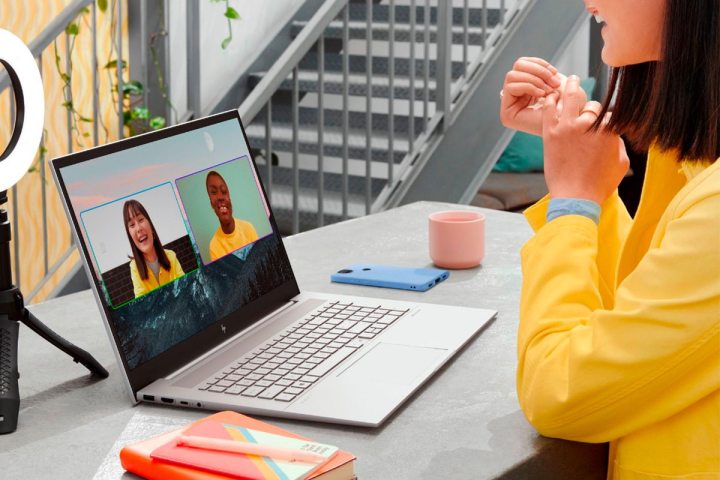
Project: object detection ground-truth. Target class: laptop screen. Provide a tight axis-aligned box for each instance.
[53,112,297,382]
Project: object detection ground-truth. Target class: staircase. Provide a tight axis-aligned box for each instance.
[240,0,512,234]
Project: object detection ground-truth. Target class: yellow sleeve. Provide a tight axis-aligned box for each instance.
[517,193,720,443]
[240,220,259,243]
[166,249,185,279]
[129,260,149,299]
[523,191,632,308]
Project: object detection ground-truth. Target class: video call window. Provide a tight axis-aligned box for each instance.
[175,156,273,265]
[80,183,199,309]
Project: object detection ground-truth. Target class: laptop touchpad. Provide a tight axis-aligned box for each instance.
[337,342,446,386]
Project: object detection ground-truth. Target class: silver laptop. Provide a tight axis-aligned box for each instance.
[51,110,495,427]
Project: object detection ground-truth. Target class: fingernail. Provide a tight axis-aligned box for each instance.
[549,74,562,87]
[569,75,580,83]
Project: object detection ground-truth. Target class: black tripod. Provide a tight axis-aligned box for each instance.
[0,189,108,434]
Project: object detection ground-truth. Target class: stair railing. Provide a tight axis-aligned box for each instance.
[238,0,528,234]
[0,0,134,302]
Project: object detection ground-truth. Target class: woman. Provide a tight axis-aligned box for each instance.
[123,199,185,299]
[500,1,718,478]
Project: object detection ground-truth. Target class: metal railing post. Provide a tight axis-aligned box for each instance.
[116,0,124,139]
[317,33,325,227]
[342,5,350,220]
[65,32,73,153]
[91,1,99,146]
[365,0,373,214]
[187,0,201,119]
[436,0,453,131]
[388,0,395,185]
[408,0,416,152]
[292,67,300,234]
[265,99,273,204]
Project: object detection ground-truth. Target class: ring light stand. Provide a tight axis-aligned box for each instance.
[0,28,108,435]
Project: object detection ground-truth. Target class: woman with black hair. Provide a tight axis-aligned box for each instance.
[123,199,184,299]
[500,0,718,477]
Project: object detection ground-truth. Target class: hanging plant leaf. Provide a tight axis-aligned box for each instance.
[131,107,150,120]
[149,116,166,130]
[79,116,93,123]
[104,59,127,70]
[97,0,108,12]
[123,110,132,125]
[62,100,74,109]
[224,7,241,20]
[65,23,79,36]
[60,73,71,83]
[121,80,144,96]
[221,37,232,49]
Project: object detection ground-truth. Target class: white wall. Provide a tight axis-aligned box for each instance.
[169,0,305,119]
[553,20,590,80]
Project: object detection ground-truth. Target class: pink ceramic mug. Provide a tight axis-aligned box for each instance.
[428,210,485,269]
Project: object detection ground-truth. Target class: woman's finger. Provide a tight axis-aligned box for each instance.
[506,69,555,92]
[560,75,588,121]
[512,58,561,87]
[542,92,560,129]
[578,100,603,123]
[503,82,547,100]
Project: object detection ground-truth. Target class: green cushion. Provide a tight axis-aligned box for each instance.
[494,77,597,173]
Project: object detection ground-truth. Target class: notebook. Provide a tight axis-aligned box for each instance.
[51,109,497,426]
[120,411,355,480]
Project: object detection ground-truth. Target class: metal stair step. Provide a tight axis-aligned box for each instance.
[245,123,408,164]
[292,20,488,45]
[266,187,369,235]
[346,4,502,27]
[249,70,437,102]
[257,164,386,197]
[258,105,427,137]
[298,52,466,79]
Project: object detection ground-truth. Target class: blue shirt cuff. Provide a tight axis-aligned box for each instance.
[547,198,601,224]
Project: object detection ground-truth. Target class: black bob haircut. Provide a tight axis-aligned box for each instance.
[592,0,719,163]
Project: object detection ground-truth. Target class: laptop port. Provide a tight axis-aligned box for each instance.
[143,395,155,402]
[161,397,174,404]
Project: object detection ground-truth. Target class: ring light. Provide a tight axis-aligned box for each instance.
[0,28,44,192]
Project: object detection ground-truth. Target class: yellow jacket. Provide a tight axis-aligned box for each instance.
[129,249,185,299]
[209,218,259,261]
[518,144,720,479]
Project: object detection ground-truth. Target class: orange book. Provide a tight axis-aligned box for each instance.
[120,411,356,480]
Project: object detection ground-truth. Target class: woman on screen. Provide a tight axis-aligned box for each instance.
[123,199,185,299]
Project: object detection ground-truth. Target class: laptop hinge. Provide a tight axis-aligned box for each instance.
[164,299,300,380]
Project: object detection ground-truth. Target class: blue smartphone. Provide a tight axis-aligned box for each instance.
[330,264,449,292]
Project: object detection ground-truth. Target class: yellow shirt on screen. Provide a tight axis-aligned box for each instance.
[517,144,719,479]
[129,249,185,299]
[209,218,259,261]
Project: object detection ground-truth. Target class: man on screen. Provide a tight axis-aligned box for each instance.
[206,170,259,261]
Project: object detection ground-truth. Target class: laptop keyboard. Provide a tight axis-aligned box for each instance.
[198,301,408,402]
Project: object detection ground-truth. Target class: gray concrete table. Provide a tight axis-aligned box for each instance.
[0,202,607,479]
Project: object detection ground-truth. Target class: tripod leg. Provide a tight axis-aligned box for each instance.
[0,314,20,434]
[22,310,109,378]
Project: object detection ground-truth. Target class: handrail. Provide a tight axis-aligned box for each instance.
[238,0,348,124]
[0,0,94,94]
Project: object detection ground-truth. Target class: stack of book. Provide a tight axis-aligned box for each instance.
[120,411,356,479]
